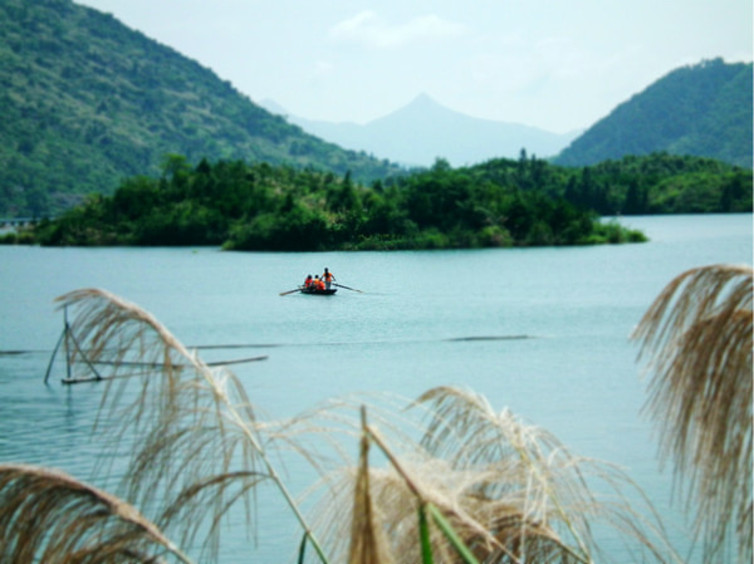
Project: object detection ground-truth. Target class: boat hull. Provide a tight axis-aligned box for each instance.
[300,288,337,295]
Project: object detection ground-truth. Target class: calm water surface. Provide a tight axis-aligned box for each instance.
[0,214,751,562]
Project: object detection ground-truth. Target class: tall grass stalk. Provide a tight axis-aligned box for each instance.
[418,504,434,564]
[411,386,679,563]
[55,288,329,563]
[632,264,753,562]
[4,286,698,562]
[303,390,679,563]
[360,406,481,563]
[0,463,194,563]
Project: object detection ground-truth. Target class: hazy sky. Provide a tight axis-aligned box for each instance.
[76,0,751,133]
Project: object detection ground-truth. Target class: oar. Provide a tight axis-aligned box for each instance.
[333,282,364,293]
[279,287,301,296]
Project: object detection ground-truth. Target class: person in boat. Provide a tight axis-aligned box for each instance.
[322,267,335,290]
[313,275,326,291]
[304,274,314,290]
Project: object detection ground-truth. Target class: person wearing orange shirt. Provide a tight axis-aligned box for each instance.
[322,267,335,290]
[314,275,326,291]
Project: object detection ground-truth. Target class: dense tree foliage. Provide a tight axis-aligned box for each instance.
[12,151,749,250]
[473,151,752,215]
[0,0,404,217]
[562,153,752,214]
[554,59,753,168]
[25,156,620,249]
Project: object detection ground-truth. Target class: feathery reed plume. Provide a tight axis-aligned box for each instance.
[312,426,497,562]
[632,264,753,562]
[306,389,678,563]
[412,386,681,563]
[42,287,690,562]
[347,407,394,564]
[54,288,328,563]
[0,463,192,563]
[362,419,496,564]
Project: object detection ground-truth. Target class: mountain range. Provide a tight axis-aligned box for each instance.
[0,0,750,218]
[268,58,752,170]
[262,94,581,168]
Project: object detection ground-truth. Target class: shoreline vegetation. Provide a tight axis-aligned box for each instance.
[2,152,751,250]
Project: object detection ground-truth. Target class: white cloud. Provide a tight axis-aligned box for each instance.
[329,10,467,48]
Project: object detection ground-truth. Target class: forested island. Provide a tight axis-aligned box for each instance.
[8,151,749,251]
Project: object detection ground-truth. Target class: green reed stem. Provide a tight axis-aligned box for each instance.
[427,503,480,564]
[362,406,479,564]
[418,504,434,564]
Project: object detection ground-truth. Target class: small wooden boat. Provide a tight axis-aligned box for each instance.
[300,287,337,295]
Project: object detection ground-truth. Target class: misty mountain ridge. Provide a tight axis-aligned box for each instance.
[1,0,749,218]
[263,94,581,167]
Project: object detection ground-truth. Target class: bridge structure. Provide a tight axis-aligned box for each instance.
[0,217,45,234]
[0,217,37,227]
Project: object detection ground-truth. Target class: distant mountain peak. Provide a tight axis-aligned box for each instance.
[257,94,581,167]
[407,92,440,108]
[375,92,475,125]
[397,92,452,115]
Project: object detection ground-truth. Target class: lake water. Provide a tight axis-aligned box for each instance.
[0,213,751,563]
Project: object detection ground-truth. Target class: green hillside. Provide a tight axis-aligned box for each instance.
[0,0,404,217]
[554,59,753,168]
